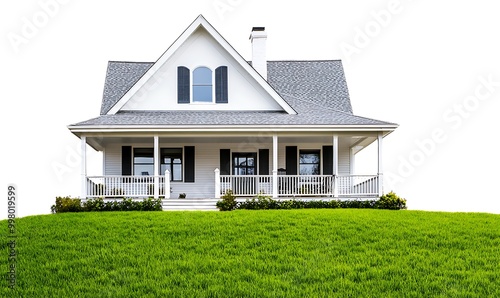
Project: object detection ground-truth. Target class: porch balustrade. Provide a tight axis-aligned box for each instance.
[217,174,379,197]
[83,173,378,199]
[85,170,171,199]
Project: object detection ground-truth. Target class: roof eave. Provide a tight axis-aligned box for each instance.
[68,124,398,134]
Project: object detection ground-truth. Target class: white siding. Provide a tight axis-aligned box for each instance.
[104,144,121,175]
[102,139,352,198]
[338,140,351,176]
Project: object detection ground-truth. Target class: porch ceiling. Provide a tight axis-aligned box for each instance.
[85,133,378,151]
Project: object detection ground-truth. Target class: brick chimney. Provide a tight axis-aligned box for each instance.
[250,27,267,80]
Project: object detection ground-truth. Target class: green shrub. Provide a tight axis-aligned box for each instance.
[104,200,120,211]
[119,198,135,211]
[238,194,276,210]
[52,197,162,213]
[51,196,83,213]
[327,200,341,208]
[376,191,407,210]
[140,198,163,211]
[216,190,237,211]
[83,198,105,212]
[230,195,396,211]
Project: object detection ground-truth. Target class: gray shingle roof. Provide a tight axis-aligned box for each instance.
[73,60,395,127]
[100,61,153,115]
[74,109,390,126]
[267,61,352,114]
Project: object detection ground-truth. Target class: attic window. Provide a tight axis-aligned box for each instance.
[193,67,213,102]
[177,66,228,104]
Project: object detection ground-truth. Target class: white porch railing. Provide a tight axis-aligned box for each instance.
[85,174,379,198]
[217,174,379,197]
[220,175,273,197]
[338,175,379,197]
[278,175,334,196]
[86,174,169,198]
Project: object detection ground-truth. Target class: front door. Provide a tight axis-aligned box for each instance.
[232,153,257,195]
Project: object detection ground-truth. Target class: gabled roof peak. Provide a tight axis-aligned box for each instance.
[105,15,297,115]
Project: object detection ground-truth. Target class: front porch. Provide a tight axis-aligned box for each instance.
[78,131,387,201]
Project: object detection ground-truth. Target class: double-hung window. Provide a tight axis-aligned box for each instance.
[161,148,183,182]
[133,148,183,182]
[133,148,154,176]
[299,150,320,175]
[177,66,228,104]
[192,67,213,102]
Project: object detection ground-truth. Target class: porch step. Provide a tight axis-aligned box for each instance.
[162,199,219,211]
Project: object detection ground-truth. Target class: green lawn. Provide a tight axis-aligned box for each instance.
[2,210,500,297]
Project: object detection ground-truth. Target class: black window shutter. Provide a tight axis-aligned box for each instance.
[184,146,195,183]
[178,66,190,103]
[220,149,231,175]
[215,66,228,103]
[121,146,132,175]
[258,149,269,175]
[323,146,333,175]
[285,146,297,175]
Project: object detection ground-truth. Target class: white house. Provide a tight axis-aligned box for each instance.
[68,15,397,203]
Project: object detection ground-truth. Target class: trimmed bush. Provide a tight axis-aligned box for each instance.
[52,197,163,213]
[83,197,105,212]
[376,191,407,210]
[216,190,237,211]
[217,192,406,211]
[234,198,379,211]
[140,197,163,211]
[51,196,83,213]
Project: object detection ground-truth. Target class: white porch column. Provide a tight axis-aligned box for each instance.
[272,134,278,198]
[164,170,170,199]
[81,136,87,199]
[377,132,384,196]
[333,134,339,198]
[153,135,159,199]
[214,168,221,199]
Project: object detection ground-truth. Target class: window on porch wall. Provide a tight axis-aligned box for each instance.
[161,148,183,182]
[133,148,154,176]
[299,150,320,175]
[133,148,183,181]
[233,153,256,175]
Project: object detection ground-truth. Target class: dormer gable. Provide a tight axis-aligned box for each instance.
[107,15,296,115]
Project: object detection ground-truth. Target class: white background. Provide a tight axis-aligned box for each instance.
[1,0,499,219]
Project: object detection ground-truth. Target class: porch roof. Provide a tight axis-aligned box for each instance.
[70,107,393,127]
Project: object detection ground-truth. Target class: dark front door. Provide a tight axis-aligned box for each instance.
[232,153,257,195]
